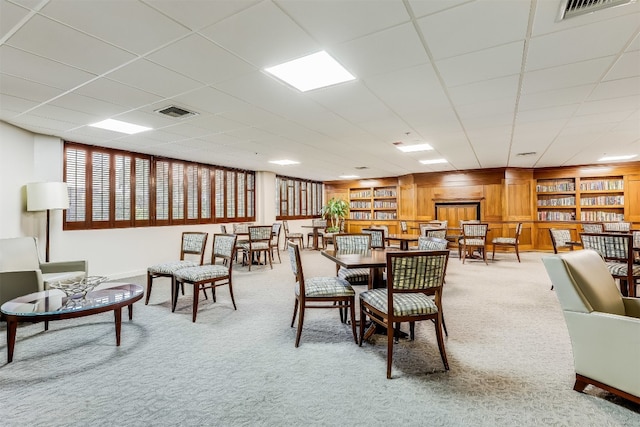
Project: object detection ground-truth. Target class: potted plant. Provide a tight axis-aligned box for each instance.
[321,197,350,232]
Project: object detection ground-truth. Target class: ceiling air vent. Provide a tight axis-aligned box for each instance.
[155,105,198,118]
[559,0,634,20]
[355,166,369,170]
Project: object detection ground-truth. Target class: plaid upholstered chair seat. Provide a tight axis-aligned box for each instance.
[296,276,355,298]
[148,260,199,275]
[460,238,485,246]
[174,264,229,282]
[239,241,269,250]
[605,262,640,277]
[360,289,437,316]
[492,237,516,244]
[338,266,370,283]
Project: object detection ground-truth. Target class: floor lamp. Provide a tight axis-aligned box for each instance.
[27,182,69,262]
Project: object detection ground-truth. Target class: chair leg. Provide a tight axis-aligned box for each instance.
[291,298,299,327]
[435,314,449,370]
[295,303,305,347]
[515,245,520,262]
[192,283,199,323]
[349,297,357,344]
[267,250,273,270]
[172,279,179,312]
[387,322,395,379]
[492,244,496,260]
[228,280,237,310]
[409,321,415,340]
[145,273,153,304]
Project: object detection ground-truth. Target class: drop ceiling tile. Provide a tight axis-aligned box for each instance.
[146,0,260,31]
[6,14,135,74]
[436,41,524,87]
[521,56,614,94]
[576,95,640,116]
[462,113,514,130]
[39,1,190,55]
[0,93,37,118]
[455,99,517,122]
[307,82,394,124]
[516,104,579,124]
[75,78,162,109]
[518,85,593,111]
[0,73,64,103]
[333,22,429,80]
[276,0,410,45]
[106,59,204,98]
[589,77,640,101]
[146,34,255,84]
[201,1,317,68]
[49,93,127,119]
[417,0,530,60]
[566,110,634,128]
[526,13,640,71]
[29,103,102,126]
[179,114,246,134]
[170,86,249,115]
[408,0,471,18]
[448,75,519,106]
[604,51,640,81]
[0,45,97,91]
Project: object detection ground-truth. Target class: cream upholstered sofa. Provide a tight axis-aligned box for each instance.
[543,250,640,404]
[0,237,88,306]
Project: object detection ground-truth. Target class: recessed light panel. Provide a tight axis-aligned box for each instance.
[598,154,637,162]
[89,119,151,134]
[420,158,448,165]
[269,159,300,166]
[397,143,433,153]
[339,175,359,179]
[264,51,355,92]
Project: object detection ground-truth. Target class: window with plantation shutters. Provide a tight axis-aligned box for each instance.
[65,147,86,223]
[186,165,198,220]
[92,151,110,222]
[156,160,169,222]
[135,157,150,222]
[215,169,224,218]
[64,142,255,229]
[201,167,211,219]
[115,154,131,222]
[226,170,236,218]
[275,175,323,220]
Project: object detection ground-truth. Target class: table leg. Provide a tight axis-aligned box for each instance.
[114,307,122,346]
[400,241,408,251]
[313,229,319,250]
[6,318,17,363]
[127,303,133,320]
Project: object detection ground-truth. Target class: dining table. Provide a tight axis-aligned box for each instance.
[321,248,396,289]
[301,225,326,250]
[385,233,421,250]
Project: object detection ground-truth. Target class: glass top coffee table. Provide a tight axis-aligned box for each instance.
[1,283,143,363]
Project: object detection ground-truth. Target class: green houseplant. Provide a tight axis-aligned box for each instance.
[321,197,350,232]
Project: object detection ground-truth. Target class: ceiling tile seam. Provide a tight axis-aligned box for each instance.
[508,0,538,167]
[411,0,475,20]
[402,0,480,170]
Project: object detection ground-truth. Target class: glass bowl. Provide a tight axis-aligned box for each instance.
[50,276,108,299]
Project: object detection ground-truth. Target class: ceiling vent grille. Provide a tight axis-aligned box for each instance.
[155,105,198,118]
[559,0,634,20]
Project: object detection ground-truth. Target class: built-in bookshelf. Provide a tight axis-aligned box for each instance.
[349,186,397,220]
[536,176,625,222]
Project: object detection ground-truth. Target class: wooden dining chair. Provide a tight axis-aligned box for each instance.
[173,234,237,322]
[362,228,385,249]
[270,222,282,263]
[239,226,273,271]
[283,220,304,248]
[458,223,489,265]
[491,222,523,262]
[146,232,208,305]
[334,233,372,288]
[287,241,357,347]
[359,250,450,378]
[580,232,639,297]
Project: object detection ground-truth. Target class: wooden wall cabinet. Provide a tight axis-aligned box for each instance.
[348,186,398,221]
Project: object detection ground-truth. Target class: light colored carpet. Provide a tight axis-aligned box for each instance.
[0,250,638,426]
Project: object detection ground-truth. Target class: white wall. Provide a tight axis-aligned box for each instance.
[1,121,315,279]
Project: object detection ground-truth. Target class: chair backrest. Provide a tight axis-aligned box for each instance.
[0,237,41,271]
[582,223,604,233]
[311,219,327,228]
[580,232,633,265]
[425,229,447,239]
[387,250,448,295]
[234,223,250,234]
[334,233,371,253]
[634,230,640,249]
[181,232,208,264]
[287,241,306,296]
[603,222,631,233]
[542,250,625,316]
[271,223,282,243]
[419,223,445,236]
[220,225,228,233]
[514,222,523,240]
[400,221,408,233]
[282,220,292,236]
[549,228,573,253]
[211,234,237,264]
[362,228,385,249]
[248,225,272,243]
[462,223,488,239]
[418,236,448,251]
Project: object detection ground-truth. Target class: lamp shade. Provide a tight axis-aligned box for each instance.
[27,182,69,211]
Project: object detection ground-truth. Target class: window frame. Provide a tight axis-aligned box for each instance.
[275,175,323,220]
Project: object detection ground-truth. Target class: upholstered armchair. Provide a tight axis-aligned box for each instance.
[0,237,88,306]
[543,250,640,404]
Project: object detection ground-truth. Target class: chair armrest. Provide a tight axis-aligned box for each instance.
[40,260,88,275]
[0,270,42,305]
[623,297,640,319]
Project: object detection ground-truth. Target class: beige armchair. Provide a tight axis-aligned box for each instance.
[0,237,88,306]
[542,250,640,404]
